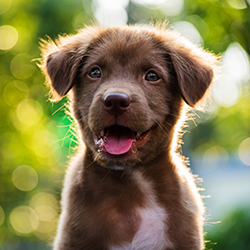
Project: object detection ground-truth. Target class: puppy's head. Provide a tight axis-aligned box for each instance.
[41,25,218,169]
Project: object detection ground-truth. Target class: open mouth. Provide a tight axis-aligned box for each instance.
[93,124,154,156]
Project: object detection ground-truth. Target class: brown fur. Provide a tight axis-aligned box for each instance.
[40,24,218,250]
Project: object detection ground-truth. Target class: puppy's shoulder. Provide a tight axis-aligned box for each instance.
[172,154,204,213]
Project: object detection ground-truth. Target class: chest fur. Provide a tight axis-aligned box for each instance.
[109,171,174,250]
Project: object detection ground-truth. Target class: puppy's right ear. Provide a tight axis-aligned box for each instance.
[40,37,85,100]
[40,27,100,100]
[45,49,81,98]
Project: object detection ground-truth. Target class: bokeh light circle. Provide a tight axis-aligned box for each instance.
[238,138,250,166]
[11,27,32,54]
[0,206,5,226]
[227,0,247,9]
[35,205,57,221]
[172,21,203,45]
[10,53,35,79]
[3,80,29,107]
[162,0,184,16]
[0,0,12,14]
[29,192,59,237]
[16,99,43,126]
[12,165,38,191]
[0,25,18,50]
[9,206,39,235]
[132,0,165,5]
[30,192,58,212]
[203,146,229,170]
[31,129,61,158]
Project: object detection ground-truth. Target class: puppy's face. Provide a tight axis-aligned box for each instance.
[41,26,217,169]
[73,30,177,168]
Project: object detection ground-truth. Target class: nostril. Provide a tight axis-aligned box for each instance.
[104,100,113,108]
[103,93,131,115]
[120,101,128,108]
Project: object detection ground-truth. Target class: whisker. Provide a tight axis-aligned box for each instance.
[85,160,95,169]
[99,169,111,184]
[152,119,171,141]
[83,124,90,133]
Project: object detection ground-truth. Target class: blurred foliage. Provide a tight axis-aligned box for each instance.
[0,0,92,248]
[206,208,250,250]
[0,0,249,249]
[189,93,250,153]
[128,0,250,55]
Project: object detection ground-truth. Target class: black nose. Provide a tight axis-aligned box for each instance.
[103,93,131,116]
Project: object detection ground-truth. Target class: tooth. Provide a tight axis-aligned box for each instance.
[100,130,104,137]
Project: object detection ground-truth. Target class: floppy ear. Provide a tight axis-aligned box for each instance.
[167,34,218,107]
[45,49,82,98]
[40,27,100,100]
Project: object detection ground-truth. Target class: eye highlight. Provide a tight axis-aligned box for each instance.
[89,68,101,79]
[145,71,160,82]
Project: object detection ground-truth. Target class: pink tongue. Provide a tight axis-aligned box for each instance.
[104,125,135,155]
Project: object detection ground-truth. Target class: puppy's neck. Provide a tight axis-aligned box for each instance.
[82,147,173,179]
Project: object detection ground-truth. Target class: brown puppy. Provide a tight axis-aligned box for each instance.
[40,25,218,250]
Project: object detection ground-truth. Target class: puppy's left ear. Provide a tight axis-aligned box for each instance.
[168,34,219,107]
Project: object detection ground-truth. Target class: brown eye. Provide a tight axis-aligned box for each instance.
[145,71,159,82]
[89,68,101,78]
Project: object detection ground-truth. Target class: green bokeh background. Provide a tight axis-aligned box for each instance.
[0,0,250,249]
